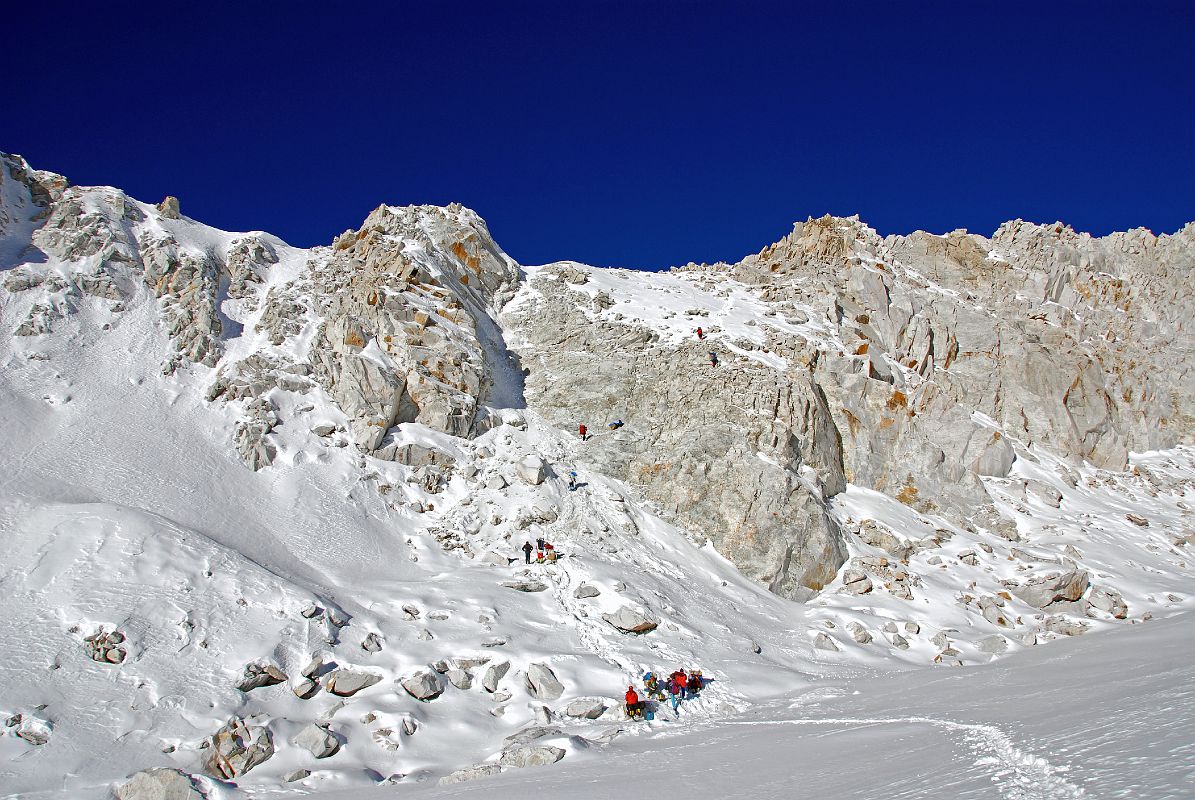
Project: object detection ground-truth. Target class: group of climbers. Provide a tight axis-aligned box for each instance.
[520,537,559,564]
[625,668,705,719]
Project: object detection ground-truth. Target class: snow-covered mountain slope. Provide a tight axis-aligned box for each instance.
[0,152,1192,799]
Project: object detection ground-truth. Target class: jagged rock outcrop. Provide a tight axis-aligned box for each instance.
[505,212,1195,599]
[204,718,274,778]
[506,268,849,597]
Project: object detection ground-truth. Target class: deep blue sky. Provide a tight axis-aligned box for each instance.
[7,2,1193,269]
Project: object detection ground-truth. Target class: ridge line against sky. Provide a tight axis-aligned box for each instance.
[8,1,1194,271]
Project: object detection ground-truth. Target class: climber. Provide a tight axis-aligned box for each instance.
[568,470,578,491]
[607,419,623,430]
[687,670,703,697]
[544,542,557,562]
[521,540,534,564]
[579,423,587,441]
[666,673,682,711]
[669,668,688,699]
[535,550,546,564]
[709,351,719,367]
[643,671,664,700]
[536,536,545,552]
[696,326,704,340]
[625,685,643,719]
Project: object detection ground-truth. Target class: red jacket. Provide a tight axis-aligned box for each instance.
[625,689,639,705]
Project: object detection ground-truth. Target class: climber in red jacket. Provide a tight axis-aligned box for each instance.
[625,685,643,719]
[579,423,587,441]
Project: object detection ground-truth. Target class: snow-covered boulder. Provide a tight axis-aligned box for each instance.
[565,699,607,719]
[83,628,126,664]
[5,713,50,746]
[813,632,839,652]
[236,662,287,692]
[525,662,565,700]
[502,577,548,592]
[978,635,1008,654]
[115,768,205,800]
[499,745,566,768]
[503,725,563,746]
[293,723,340,758]
[1016,569,1089,608]
[847,622,872,644]
[602,606,658,634]
[325,668,381,697]
[204,718,273,779]
[1088,586,1129,618]
[573,583,600,598]
[439,764,502,785]
[1043,616,1089,636]
[482,661,511,693]
[447,668,473,689]
[842,569,873,594]
[401,671,444,701]
[516,455,547,485]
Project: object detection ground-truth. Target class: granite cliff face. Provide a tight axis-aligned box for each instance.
[502,215,1195,597]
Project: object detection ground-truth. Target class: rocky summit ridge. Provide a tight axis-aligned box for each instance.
[1,151,1193,796]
